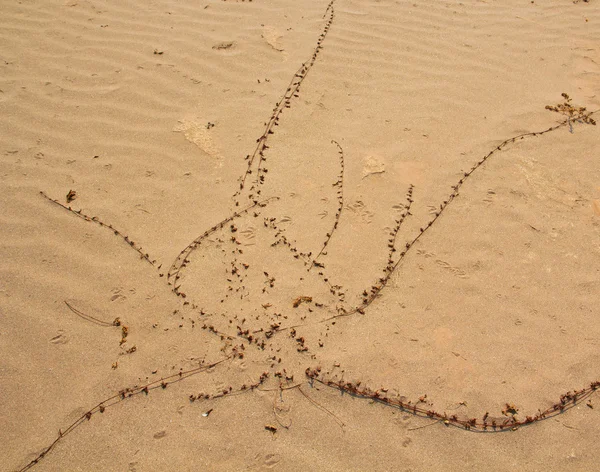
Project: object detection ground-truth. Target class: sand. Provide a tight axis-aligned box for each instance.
[1,0,599,470]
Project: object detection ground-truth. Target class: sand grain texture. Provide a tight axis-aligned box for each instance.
[1,0,599,471]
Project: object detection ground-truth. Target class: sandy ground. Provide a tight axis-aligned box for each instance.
[1,0,600,470]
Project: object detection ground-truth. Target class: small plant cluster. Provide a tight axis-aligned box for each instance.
[305,367,600,432]
[545,93,596,126]
[40,191,157,267]
[19,356,238,472]
[188,371,270,402]
[385,185,414,272]
[310,140,345,271]
[235,0,336,204]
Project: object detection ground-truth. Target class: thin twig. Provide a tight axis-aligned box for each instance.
[64,301,116,328]
[299,385,345,428]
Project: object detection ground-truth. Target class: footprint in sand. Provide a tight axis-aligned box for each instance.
[345,200,374,224]
[264,453,281,468]
[49,330,68,345]
[237,225,257,246]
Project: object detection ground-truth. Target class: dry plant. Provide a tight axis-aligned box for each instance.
[15,0,599,469]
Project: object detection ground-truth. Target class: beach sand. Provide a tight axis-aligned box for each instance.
[1,0,599,470]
